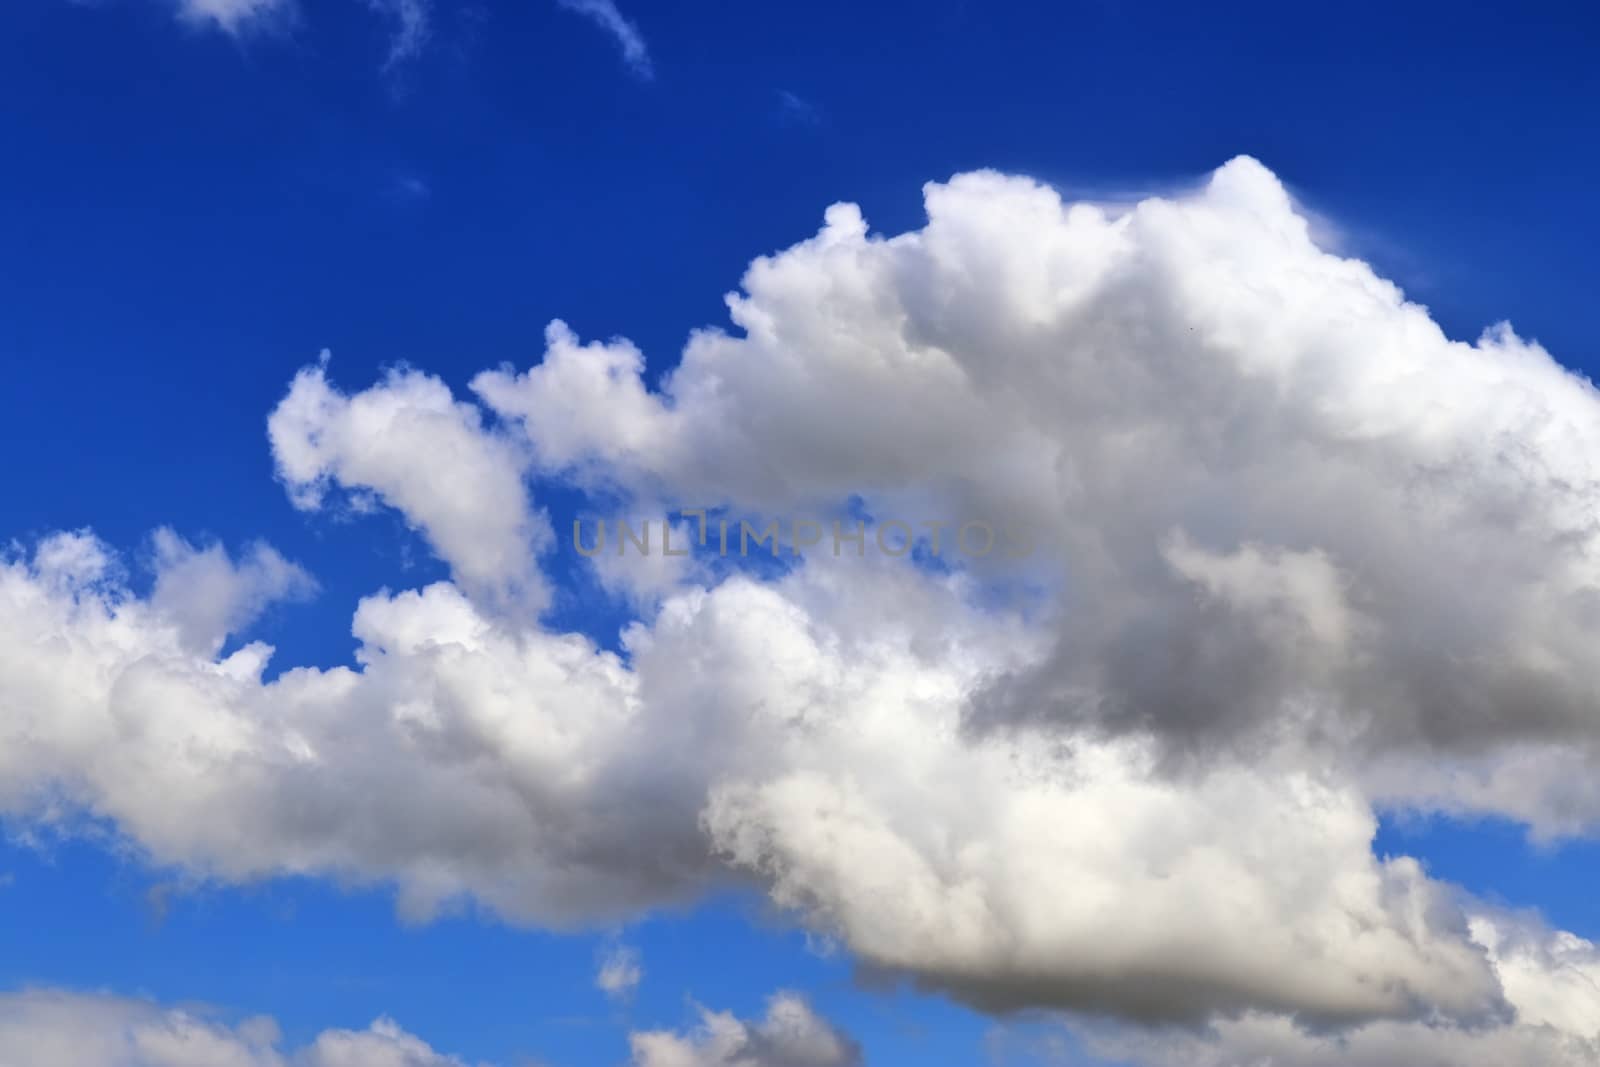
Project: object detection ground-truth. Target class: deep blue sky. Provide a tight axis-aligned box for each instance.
[1,1,1598,1063]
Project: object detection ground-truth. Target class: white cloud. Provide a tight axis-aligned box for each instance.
[1073,915,1600,1066]
[629,992,859,1067]
[363,0,430,71]
[598,943,643,999]
[110,0,427,70]
[0,533,1550,1028]
[268,359,551,615]
[149,528,316,655]
[0,530,703,925]
[304,1016,475,1067]
[477,157,1600,829]
[555,0,653,79]
[0,989,476,1067]
[6,158,1600,1059]
[583,516,703,607]
[173,0,294,37]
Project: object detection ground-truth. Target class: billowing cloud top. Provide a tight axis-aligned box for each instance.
[5,157,1600,1066]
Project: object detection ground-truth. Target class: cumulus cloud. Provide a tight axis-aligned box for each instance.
[555,0,653,79]
[1077,911,1600,1066]
[149,528,316,655]
[0,529,1554,1029]
[7,157,1600,1059]
[583,516,703,607]
[268,359,551,614]
[0,988,475,1067]
[629,992,860,1067]
[0,530,704,924]
[477,157,1600,815]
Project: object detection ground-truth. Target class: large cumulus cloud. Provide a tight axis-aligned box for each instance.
[476,158,1600,784]
[4,157,1600,1063]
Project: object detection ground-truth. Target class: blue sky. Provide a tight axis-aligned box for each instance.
[3,2,1600,1066]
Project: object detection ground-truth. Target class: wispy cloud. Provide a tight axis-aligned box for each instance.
[556,0,653,80]
[136,0,431,72]
[596,943,643,1000]
[364,0,431,71]
[389,172,431,203]
[777,89,823,127]
[173,0,294,37]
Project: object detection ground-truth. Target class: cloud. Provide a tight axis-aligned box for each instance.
[6,158,1600,1057]
[363,0,431,71]
[776,91,821,127]
[149,528,317,655]
[268,359,551,614]
[476,158,1600,821]
[584,516,704,607]
[555,0,653,80]
[1088,913,1600,1066]
[629,992,860,1067]
[0,988,477,1067]
[0,530,706,925]
[598,944,643,1000]
[0,531,1548,1028]
[173,0,294,37]
[113,0,428,70]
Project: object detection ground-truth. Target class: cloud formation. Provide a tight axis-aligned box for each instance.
[598,943,644,1000]
[1079,910,1600,1066]
[0,989,476,1067]
[0,527,1573,1036]
[629,992,860,1067]
[112,0,427,71]
[363,0,431,71]
[477,158,1600,818]
[555,0,653,79]
[269,360,551,614]
[174,0,294,37]
[149,528,316,655]
[5,158,1600,1063]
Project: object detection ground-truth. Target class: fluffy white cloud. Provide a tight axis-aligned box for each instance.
[127,0,427,67]
[0,529,704,924]
[0,531,1553,1030]
[582,516,704,607]
[149,528,316,655]
[7,157,1600,1060]
[0,989,475,1067]
[269,360,551,614]
[629,992,859,1067]
[1079,911,1600,1066]
[477,157,1600,827]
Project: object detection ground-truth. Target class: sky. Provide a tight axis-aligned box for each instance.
[2,2,1600,1065]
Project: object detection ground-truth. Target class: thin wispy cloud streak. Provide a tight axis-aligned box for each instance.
[777,89,823,126]
[556,0,653,79]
